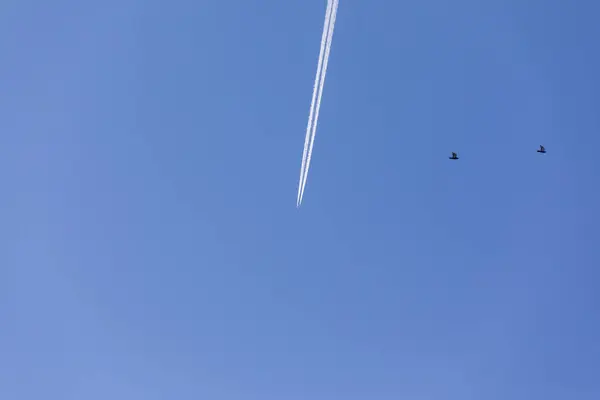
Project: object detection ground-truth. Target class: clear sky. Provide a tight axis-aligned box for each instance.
[1,0,599,399]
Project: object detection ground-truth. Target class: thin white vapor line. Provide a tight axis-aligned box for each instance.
[297,0,334,207]
[298,0,338,206]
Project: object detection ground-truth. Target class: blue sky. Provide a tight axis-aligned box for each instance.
[1,0,599,399]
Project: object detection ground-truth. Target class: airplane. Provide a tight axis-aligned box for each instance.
[449,152,459,160]
[537,145,546,154]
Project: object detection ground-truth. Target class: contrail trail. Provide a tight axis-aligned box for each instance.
[299,0,338,205]
[297,0,339,207]
[297,0,334,207]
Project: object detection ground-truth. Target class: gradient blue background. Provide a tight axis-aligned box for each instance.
[2,1,599,399]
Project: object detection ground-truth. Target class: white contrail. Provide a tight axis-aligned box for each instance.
[297,0,334,207]
[298,0,339,206]
[300,0,338,205]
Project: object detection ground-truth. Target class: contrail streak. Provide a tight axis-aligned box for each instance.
[298,0,339,206]
[297,0,334,207]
